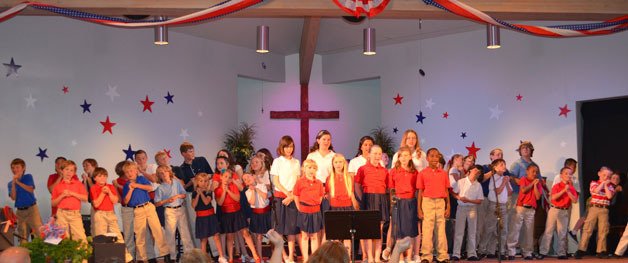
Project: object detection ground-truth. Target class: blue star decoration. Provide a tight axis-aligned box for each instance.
[123,144,135,161]
[164,91,174,104]
[416,111,426,124]
[393,127,399,134]
[3,57,22,77]
[80,99,92,113]
[36,147,48,162]
[461,132,467,139]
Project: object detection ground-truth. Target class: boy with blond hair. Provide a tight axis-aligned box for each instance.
[51,160,88,243]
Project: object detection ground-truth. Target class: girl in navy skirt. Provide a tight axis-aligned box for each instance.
[387,146,419,262]
[306,130,335,242]
[270,135,301,263]
[294,159,325,262]
[215,170,261,263]
[354,145,390,263]
[243,173,271,260]
[192,172,227,262]
[326,153,360,254]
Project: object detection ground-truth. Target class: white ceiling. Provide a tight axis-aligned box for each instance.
[172,18,484,55]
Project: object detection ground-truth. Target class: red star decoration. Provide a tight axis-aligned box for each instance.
[466,141,481,158]
[62,86,69,94]
[559,104,571,118]
[516,94,523,101]
[442,112,449,119]
[164,149,172,158]
[393,93,403,105]
[100,116,116,134]
[141,95,155,112]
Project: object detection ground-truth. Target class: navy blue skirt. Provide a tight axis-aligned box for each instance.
[320,198,331,221]
[220,210,248,234]
[392,198,418,238]
[196,214,220,238]
[361,193,390,222]
[297,211,323,234]
[250,211,272,234]
[273,197,300,235]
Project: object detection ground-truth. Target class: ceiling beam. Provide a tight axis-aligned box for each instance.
[2,0,627,21]
[299,17,320,85]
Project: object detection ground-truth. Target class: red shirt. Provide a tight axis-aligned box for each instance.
[51,178,87,211]
[389,167,418,199]
[47,173,79,215]
[90,184,118,211]
[294,176,324,213]
[215,182,241,213]
[517,177,542,208]
[551,182,578,208]
[115,177,129,206]
[355,162,389,194]
[417,167,450,198]
[590,180,615,206]
[325,174,352,207]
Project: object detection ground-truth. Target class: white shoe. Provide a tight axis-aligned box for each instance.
[382,247,392,261]
[413,255,421,263]
[218,256,229,263]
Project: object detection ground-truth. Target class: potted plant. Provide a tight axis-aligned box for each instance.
[224,122,257,168]
[370,126,397,167]
[21,217,92,262]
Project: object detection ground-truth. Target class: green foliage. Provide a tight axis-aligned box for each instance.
[224,122,257,169]
[370,126,396,160]
[22,237,92,263]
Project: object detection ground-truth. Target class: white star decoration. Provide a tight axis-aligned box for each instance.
[71,140,78,147]
[489,105,503,120]
[560,141,567,148]
[180,129,190,140]
[25,93,37,108]
[425,98,435,109]
[106,85,120,102]
[197,110,203,117]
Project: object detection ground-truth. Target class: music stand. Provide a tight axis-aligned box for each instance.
[325,210,382,263]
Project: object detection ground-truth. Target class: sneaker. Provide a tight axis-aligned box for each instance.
[477,253,486,259]
[597,252,609,259]
[523,256,533,260]
[610,254,623,259]
[486,254,496,259]
[413,255,421,263]
[218,257,229,263]
[467,256,480,261]
[506,255,514,260]
[536,254,546,260]
[574,250,585,259]
[382,247,392,261]
[450,256,460,261]
[557,255,568,260]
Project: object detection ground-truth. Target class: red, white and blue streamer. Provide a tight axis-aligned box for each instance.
[422,0,628,37]
[0,0,262,27]
[333,0,391,18]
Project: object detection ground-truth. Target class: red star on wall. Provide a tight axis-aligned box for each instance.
[466,141,481,158]
[516,94,523,101]
[141,95,155,112]
[393,93,404,105]
[164,149,172,158]
[100,116,116,134]
[442,112,449,119]
[559,104,571,118]
[62,86,69,94]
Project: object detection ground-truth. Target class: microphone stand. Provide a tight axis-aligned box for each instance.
[491,174,503,263]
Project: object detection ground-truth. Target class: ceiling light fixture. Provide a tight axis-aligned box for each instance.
[154,16,168,45]
[486,24,501,49]
[363,27,376,55]
[256,25,269,53]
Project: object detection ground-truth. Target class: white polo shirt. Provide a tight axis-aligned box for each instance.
[488,174,510,204]
[453,177,484,206]
[270,156,300,193]
[306,150,335,183]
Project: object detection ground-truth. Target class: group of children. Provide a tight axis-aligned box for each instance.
[5,129,627,263]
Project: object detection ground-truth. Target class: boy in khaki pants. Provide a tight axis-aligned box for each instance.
[90,167,133,262]
[8,158,43,242]
[51,160,88,243]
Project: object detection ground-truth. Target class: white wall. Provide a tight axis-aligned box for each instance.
[0,16,285,219]
[238,54,381,160]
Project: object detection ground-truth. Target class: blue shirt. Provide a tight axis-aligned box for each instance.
[481,165,510,197]
[155,179,186,207]
[7,174,36,208]
[180,157,213,192]
[123,176,152,207]
[509,157,542,194]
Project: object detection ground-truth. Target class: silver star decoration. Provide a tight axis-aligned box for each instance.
[560,141,567,148]
[71,140,78,147]
[197,110,203,117]
[3,58,22,77]
[425,98,435,109]
[25,93,37,108]
[180,128,190,140]
[489,104,504,120]
[106,85,120,102]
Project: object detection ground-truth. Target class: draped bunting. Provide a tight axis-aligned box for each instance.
[332,0,391,18]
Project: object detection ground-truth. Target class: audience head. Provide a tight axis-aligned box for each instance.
[180,248,212,263]
[307,241,349,263]
[0,247,31,263]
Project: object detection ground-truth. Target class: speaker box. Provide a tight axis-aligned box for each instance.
[93,242,125,263]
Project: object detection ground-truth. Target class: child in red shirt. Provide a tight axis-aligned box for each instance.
[326,153,359,255]
[294,159,325,262]
[507,164,542,260]
[51,160,88,243]
[216,170,260,263]
[355,145,389,263]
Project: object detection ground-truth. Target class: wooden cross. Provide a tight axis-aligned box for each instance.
[269,17,339,159]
